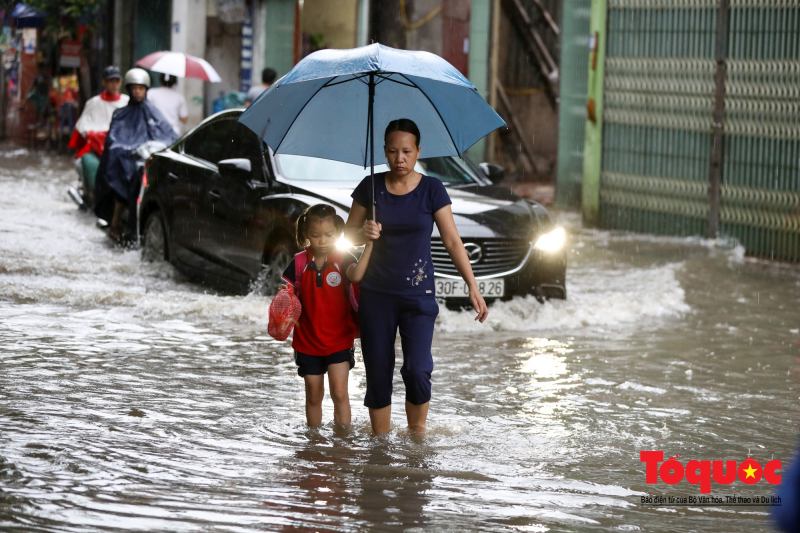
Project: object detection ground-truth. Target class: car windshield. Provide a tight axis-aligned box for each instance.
[274,154,484,186]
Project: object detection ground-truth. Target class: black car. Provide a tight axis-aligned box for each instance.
[138,109,566,303]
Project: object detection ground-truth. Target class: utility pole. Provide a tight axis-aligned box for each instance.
[707,0,730,238]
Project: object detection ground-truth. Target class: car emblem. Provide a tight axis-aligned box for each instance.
[463,242,482,264]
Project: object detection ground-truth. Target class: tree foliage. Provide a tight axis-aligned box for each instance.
[6,0,105,34]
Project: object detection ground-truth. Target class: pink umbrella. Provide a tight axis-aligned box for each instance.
[135,51,222,82]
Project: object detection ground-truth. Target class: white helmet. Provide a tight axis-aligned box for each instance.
[123,67,151,88]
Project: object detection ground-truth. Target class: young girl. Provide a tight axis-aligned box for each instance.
[281,203,373,428]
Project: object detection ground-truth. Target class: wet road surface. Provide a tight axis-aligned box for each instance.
[1,148,799,531]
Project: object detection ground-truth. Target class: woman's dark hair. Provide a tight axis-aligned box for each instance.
[295,204,344,247]
[384,118,420,147]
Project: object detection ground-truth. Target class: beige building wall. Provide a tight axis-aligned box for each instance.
[302,0,358,49]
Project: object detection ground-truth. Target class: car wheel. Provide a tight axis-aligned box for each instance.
[141,211,168,262]
[253,240,293,295]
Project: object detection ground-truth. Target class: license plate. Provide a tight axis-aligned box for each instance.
[435,278,505,298]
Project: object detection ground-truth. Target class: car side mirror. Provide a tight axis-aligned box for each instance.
[479,162,505,184]
[218,158,252,179]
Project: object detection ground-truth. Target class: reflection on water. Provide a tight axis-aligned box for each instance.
[274,433,437,530]
[1,149,799,531]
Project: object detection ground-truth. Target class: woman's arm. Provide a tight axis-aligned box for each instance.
[345,200,368,244]
[346,241,374,282]
[345,199,382,245]
[433,205,489,322]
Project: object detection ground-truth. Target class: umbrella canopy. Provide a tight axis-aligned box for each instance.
[135,51,222,82]
[239,43,505,169]
[10,2,45,28]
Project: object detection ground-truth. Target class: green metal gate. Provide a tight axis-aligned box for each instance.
[597,0,800,261]
[721,0,800,260]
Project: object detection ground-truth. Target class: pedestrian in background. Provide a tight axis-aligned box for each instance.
[94,68,175,243]
[244,67,277,107]
[147,74,188,136]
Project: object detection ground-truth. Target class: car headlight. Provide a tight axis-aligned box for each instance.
[533,226,566,253]
[336,235,354,252]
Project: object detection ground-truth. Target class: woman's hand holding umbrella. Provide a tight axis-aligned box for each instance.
[362,220,382,241]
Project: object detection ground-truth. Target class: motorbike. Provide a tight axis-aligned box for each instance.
[67,153,100,211]
[67,140,167,246]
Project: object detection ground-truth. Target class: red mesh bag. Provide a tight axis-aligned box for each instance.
[267,285,302,341]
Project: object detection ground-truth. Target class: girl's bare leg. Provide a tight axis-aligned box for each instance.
[327,361,351,427]
[304,375,324,427]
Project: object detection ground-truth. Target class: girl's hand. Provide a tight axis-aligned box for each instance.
[363,220,382,241]
[469,286,489,322]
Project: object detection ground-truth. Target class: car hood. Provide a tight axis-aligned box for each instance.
[288,180,548,239]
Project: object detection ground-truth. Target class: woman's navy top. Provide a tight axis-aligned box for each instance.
[352,173,451,296]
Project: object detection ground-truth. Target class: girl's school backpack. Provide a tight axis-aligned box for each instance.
[267,284,302,341]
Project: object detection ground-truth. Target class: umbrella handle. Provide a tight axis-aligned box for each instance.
[369,72,376,221]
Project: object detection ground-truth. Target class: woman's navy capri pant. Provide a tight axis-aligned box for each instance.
[358,289,439,409]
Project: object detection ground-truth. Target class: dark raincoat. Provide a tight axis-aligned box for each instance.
[94,98,176,223]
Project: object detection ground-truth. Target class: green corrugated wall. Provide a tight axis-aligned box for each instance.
[600,0,717,237]
[721,0,800,261]
[592,0,799,261]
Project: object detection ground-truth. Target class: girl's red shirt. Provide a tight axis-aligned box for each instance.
[282,250,357,356]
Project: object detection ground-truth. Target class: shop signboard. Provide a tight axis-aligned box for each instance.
[59,40,81,68]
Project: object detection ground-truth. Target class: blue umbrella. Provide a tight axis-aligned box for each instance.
[239,43,505,216]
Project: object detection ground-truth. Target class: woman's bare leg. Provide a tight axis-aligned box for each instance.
[327,361,351,427]
[405,401,429,435]
[369,406,391,435]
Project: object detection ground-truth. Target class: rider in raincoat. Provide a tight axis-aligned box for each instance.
[67,65,129,208]
[94,68,176,243]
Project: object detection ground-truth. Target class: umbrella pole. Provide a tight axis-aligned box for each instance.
[369,72,376,221]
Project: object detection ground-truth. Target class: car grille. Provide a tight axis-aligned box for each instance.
[430,238,530,276]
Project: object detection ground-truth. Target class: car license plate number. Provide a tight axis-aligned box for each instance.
[435,278,505,298]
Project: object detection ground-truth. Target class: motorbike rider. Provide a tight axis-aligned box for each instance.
[67,66,129,209]
[94,68,176,244]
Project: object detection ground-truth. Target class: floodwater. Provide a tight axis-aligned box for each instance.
[1,147,798,532]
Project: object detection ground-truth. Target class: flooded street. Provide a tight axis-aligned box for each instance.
[1,148,799,532]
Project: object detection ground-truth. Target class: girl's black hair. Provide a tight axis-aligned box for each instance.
[295,204,344,247]
[384,118,420,147]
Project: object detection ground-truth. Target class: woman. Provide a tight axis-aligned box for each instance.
[346,118,489,436]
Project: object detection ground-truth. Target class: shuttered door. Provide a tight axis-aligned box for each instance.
[600,0,717,237]
[720,0,800,261]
